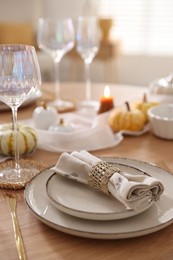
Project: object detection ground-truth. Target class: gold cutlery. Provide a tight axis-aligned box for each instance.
[156,160,173,174]
[6,194,26,260]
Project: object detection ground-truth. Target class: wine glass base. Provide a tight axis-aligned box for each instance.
[0,159,47,190]
[48,99,75,113]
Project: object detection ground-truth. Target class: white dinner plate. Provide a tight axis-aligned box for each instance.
[0,90,42,111]
[46,163,154,221]
[24,157,173,239]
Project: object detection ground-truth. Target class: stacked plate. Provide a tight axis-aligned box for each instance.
[24,157,173,239]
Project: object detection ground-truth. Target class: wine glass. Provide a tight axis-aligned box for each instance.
[76,16,100,110]
[37,17,75,110]
[0,44,41,188]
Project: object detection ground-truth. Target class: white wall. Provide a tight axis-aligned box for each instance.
[1,0,173,87]
[42,0,86,18]
[113,54,173,86]
[0,0,43,28]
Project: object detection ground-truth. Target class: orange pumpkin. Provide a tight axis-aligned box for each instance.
[108,102,146,132]
[135,93,158,122]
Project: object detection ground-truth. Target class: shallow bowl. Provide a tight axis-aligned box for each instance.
[148,104,173,139]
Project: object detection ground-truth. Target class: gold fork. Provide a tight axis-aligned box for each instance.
[155,160,173,174]
[6,194,26,260]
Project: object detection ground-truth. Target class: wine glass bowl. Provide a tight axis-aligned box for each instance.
[37,18,74,62]
[37,17,75,109]
[76,16,100,109]
[0,44,42,189]
[0,45,41,107]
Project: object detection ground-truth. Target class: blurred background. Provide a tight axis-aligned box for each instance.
[1,0,173,87]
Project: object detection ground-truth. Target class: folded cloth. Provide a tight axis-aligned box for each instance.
[52,150,164,211]
[23,112,149,152]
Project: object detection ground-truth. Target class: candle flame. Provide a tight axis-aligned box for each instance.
[104,85,110,98]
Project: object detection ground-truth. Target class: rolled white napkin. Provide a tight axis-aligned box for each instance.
[52,150,164,211]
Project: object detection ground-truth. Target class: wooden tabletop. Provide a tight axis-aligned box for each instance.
[0,82,173,260]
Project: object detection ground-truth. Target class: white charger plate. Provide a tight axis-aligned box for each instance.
[46,163,154,221]
[24,157,173,239]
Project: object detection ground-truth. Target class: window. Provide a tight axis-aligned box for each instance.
[98,0,173,55]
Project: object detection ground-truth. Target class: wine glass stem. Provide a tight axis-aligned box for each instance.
[85,61,91,101]
[54,59,60,101]
[11,106,20,173]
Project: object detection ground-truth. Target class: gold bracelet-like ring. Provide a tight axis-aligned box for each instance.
[88,161,121,195]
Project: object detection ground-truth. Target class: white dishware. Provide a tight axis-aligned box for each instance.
[150,73,173,95]
[24,157,173,239]
[0,44,41,188]
[76,16,100,110]
[148,104,173,139]
[149,73,173,103]
[37,17,75,109]
[46,163,154,221]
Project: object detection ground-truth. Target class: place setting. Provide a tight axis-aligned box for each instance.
[0,18,172,253]
[24,150,173,240]
[2,0,173,258]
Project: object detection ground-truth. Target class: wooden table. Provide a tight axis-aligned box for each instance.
[0,82,173,260]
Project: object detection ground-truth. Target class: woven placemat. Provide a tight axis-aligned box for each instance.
[0,159,48,190]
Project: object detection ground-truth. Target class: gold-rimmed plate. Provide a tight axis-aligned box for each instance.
[46,163,154,221]
[24,157,173,239]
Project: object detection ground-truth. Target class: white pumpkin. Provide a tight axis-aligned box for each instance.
[0,123,37,156]
[32,102,58,130]
[48,118,74,133]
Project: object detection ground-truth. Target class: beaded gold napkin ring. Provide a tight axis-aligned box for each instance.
[88,161,121,195]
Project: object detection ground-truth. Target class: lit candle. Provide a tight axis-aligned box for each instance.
[98,85,114,114]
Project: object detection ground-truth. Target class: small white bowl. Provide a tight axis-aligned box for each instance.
[148,104,173,139]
